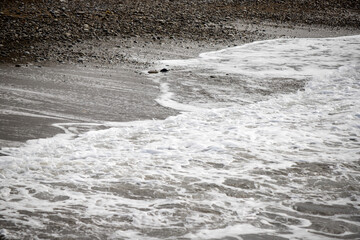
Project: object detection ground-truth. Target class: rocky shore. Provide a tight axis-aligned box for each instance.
[1,0,359,65]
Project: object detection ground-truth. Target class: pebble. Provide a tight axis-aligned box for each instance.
[0,0,358,64]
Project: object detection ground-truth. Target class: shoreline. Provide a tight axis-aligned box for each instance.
[1,0,360,148]
[1,21,360,148]
[1,2,360,238]
[1,0,359,64]
[1,34,359,239]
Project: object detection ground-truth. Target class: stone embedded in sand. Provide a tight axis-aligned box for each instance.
[84,24,90,31]
[148,70,159,74]
[160,68,169,73]
[77,57,87,63]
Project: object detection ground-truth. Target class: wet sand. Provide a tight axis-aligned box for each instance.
[1,4,360,237]
[0,64,177,147]
[1,22,359,148]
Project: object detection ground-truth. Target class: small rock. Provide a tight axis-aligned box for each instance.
[148,70,158,74]
[160,68,169,73]
[15,64,21,67]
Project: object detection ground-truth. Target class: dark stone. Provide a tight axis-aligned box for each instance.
[0,234,7,240]
[160,68,169,73]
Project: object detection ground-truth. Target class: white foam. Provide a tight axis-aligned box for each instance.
[1,35,360,239]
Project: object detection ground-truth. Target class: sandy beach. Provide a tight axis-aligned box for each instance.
[1,1,360,240]
[1,1,359,147]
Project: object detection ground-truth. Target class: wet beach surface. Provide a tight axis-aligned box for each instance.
[1,1,360,240]
[1,35,360,239]
[1,0,359,146]
[0,63,178,147]
[1,23,359,147]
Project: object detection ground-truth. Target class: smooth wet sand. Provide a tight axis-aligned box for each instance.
[0,64,177,147]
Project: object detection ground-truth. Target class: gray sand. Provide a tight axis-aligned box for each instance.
[1,22,359,148]
[0,64,177,147]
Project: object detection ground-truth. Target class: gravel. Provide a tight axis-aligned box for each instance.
[1,0,359,64]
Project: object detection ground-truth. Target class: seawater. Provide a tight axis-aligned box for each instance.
[0,36,359,239]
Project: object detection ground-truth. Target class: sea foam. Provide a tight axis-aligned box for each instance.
[1,35,359,239]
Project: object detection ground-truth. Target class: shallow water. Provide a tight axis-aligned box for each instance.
[1,36,360,239]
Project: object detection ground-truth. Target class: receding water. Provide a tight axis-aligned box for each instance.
[1,36,360,239]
